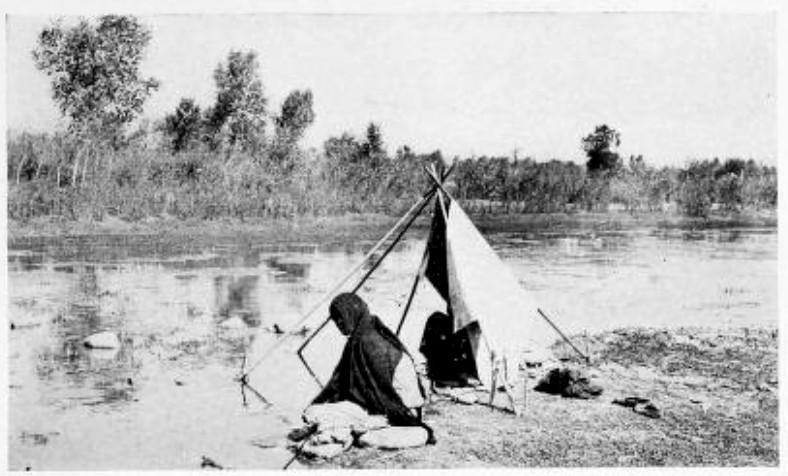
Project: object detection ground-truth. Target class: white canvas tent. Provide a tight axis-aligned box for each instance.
[240,166,584,413]
[403,193,557,393]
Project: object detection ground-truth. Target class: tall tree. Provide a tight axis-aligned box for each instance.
[163,98,202,153]
[362,122,385,157]
[582,124,622,174]
[33,16,159,142]
[206,50,267,153]
[275,89,315,143]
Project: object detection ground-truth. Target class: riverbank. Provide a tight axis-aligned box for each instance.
[7,209,777,244]
[304,326,778,468]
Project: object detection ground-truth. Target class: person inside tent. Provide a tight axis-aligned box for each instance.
[311,293,434,442]
[419,310,481,389]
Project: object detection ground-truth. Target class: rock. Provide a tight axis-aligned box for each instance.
[613,396,650,408]
[250,435,287,449]
[312,427,353,445]
[672,335,695,347]
[220,316,248,329]
[357,426,429,450]
[632,366,658,381]
[200,455,224,469]
[633,402,661,419]
[679,376,707,388]
[691,398,712,412]
[83,331,120,349]
[300,442,346,459]
[303,401,371,430]
[436,387,478,405]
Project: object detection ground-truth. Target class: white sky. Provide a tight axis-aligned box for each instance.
[5,12,777,165]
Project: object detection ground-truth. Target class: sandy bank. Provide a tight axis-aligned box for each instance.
[304,326,778,468]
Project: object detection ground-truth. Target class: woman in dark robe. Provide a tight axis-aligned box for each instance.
[419,311,481,388]
[312,293,434,442]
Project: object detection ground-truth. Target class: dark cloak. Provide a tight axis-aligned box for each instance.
[419,311,480,387]
[312,293,434,442]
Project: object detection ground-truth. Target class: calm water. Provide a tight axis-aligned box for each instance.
[7,226,778,470]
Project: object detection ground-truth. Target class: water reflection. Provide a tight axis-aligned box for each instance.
[7,252,45,272]
[264,257,310,282]
[36,344,139,408]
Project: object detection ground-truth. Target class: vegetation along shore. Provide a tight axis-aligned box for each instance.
[7,16,777,232]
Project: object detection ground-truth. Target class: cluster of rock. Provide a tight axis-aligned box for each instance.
[288,401,429,460]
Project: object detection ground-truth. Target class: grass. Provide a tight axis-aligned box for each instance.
[305,326,778,468]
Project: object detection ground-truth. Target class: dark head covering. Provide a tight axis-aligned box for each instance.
[329,292,370,336]
[313,293,434,442]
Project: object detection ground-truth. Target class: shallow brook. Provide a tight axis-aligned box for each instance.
[7,225,777,469]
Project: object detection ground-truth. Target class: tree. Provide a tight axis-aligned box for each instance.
[33,16,159,142]
[362,123,384,156]
[275,89,315,143]
[359,122,388,173]
[206,50,267,153]
[679,160,716,217]
[163,98,202,153]
[582,124,622,174]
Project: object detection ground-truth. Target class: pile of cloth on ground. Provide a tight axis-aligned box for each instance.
[288,401,431,459]
[534,367,603,399]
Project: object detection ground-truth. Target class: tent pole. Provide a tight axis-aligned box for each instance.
[240,186,439,380]
[295,191,429,389]
[537,308,590,363]
[296,318,332,387]
[395,268,423,336]
[296,166,455,387]
[349,191,433,295]
[424,165,457,204]
[394,164,454,336]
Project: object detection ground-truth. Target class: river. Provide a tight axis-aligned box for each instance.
[7,225,777,469]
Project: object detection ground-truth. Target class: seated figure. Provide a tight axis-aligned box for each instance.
[419,311,481,388]
[312,293,431,438]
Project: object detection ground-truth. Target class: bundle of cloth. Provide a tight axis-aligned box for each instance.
[290,294,434,459]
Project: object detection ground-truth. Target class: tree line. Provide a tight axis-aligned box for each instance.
[7,16,777,222]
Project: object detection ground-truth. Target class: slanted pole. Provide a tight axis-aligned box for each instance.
[393,164,455,336]
[537,308,590,363]
[241,185,438,380]
[395,270,423,336]
[296,190,434,388]
[296,318,332,387]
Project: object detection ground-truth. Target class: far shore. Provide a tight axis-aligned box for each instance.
[6,209,778,245]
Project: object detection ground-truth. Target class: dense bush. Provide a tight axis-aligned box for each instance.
[7,129,777,222]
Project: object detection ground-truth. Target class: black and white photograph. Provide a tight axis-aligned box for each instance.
[2,0,783,471]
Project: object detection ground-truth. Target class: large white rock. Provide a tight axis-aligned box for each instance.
[303,401,370,430]
[357,426,429,450]
[220,316,248,329]
[83,331,120,349]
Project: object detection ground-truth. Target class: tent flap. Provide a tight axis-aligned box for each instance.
[442,202,555,362]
